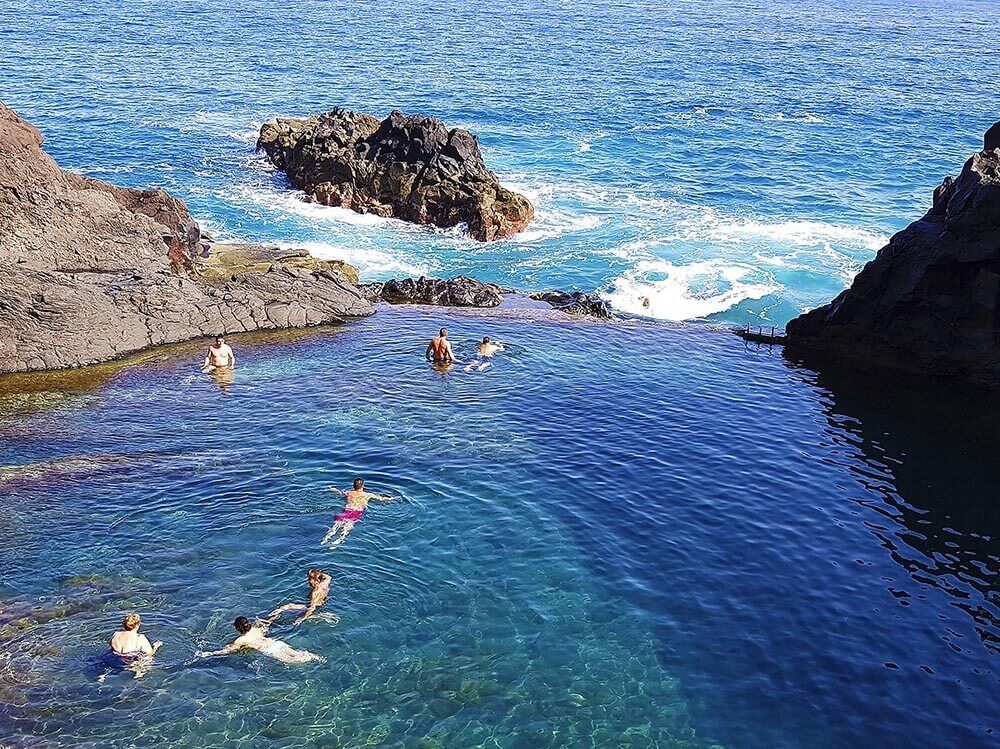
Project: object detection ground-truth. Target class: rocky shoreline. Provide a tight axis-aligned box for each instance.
[785,120,1000,387]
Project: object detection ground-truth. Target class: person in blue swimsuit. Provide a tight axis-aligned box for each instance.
[200,616,323,665]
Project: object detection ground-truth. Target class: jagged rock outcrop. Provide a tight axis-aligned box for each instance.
[359,276,505,307]
[529,290,612,318]
[257,109,533,241]
[786,122,1000,386]
[0,102,373,374]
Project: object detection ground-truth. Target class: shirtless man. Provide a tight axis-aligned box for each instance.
[267,569,333,626]
[200,616,323,665]
[202,335,236,372]
[425,328,456,364]
[322,478,394,548]
[466,336,505,371]
[109,613,162,664]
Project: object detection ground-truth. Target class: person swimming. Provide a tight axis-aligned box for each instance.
[267,569,333,626]
[199,616,323,665]
[425,328,456,364]
[466,336,505,371]
[108,613,162,669]
[322,478,395,548]
[202,335,236,373]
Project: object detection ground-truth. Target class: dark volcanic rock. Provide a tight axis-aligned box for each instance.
[257,109,534,241]
[530,291,612,318]
[786,121,1000,386]
[0,102,373,374]
[359,276,504,307]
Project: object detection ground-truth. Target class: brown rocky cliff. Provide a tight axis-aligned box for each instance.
[0,102,373,373]
[786,121,1000,386]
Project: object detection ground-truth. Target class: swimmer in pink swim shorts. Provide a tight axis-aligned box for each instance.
[322,477,395,548]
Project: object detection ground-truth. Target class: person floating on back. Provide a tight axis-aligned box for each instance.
[322,478,394,548]
[466,336,505,371]
[199,616,323,665]
[202,334,236,373]
[267,569,333,626]
[109,613,162,668]
[425,328,456,364]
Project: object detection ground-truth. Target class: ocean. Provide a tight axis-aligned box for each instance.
[1,0,999,747]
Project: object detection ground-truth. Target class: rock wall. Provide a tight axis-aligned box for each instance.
[0,103,373,373]
[258,109,533,241]
[786,122,1000,386]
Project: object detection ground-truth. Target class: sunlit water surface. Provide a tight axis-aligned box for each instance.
[2,0,999,325]
[0,306,997,748]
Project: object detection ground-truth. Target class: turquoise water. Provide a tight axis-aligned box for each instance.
[3,0,998,324]
[1,305,997,747]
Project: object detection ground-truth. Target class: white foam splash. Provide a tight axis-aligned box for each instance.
[771,112,826,124]
[275,241,429,279]
[699,218,887,250]
[606,260,778,321]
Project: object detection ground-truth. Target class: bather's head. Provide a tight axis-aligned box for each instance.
[215,335,225,346]
[353,477,364,490]
[307,569,326,586]
[440,328,448,338]
[122,613,141,631]
[482,337,490,344]
[234,616,252,635]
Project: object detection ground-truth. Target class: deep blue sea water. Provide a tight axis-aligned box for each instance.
[2,1,1000,747]
[3,0,999,325]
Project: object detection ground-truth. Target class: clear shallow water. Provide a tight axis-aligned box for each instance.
[3,0,999,324]
[0,306,997,748]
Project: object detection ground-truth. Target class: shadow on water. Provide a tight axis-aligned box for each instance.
[785,352,1000,655]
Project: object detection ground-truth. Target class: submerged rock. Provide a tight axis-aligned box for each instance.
[359,276,505,307]
[0,102,373,374]
[529,290,612,318]
[257,109,534,241]
[786,120,1000,386]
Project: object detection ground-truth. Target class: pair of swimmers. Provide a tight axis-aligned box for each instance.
[426,328,505,371]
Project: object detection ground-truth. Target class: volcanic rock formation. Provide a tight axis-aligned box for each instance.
[358,276,506,308]
[0,102,372,374]
[257,109,534,241]
[786,122,1000,386]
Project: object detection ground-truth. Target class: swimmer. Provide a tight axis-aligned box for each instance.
[322,478,394,548]
[200,616,323,665]
[465,336,505,371]
[266,569,332,626]
[109,613,162,664]
[425,328,456,364]
[202,335,236,372]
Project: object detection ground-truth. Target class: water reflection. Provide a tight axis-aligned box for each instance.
[789,356,1000,654]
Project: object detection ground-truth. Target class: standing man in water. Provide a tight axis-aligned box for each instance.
[425,328,456,364]
[267,569,333,626]
[202,334,236,372]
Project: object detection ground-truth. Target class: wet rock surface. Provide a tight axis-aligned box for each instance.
[257,109,534,241]
[529,290,612,318]
[786,121,1000,386]
[0,102,373,374]
[359,276,505,307]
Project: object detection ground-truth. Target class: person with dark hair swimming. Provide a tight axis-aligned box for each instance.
[267,569,333,626]
[466,336,505,371]
[322,478,395,548]
[109,613,162,664]
[200,616,323,664]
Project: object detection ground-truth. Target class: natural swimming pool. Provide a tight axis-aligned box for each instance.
[1,304,997,748]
